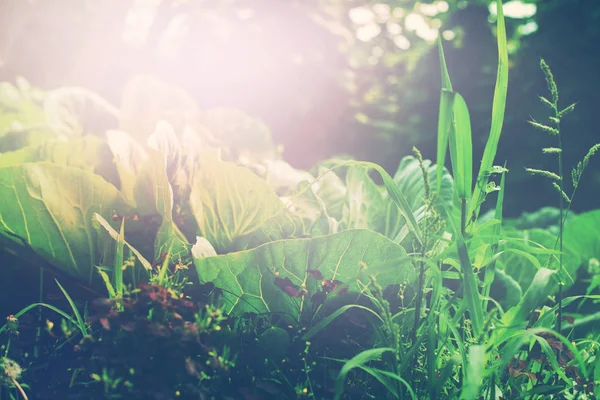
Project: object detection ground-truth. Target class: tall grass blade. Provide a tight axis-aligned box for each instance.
[468,0,508,222]
[303,304,383,340]
[96,267,116,298]
[358,161,424,246]
[461,344,485,399]
[94,213,152,271]
[436,38,454,195]
[493,267,555,346]
[483,164,506,307]
[0,303,80,335]
[450,93,473,202]
[333,347,395,400]
[54,279,88,336]
[157,243,174,285]
[446,207,484,340]
[113,217,125,296]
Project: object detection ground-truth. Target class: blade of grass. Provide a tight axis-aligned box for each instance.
[0,303,80,335]
[492,267,555,346]
[436,38,454,195]
[294,160,424,246]
[450,93,473,203]
[358,161,424,246]
[113,217,125,296]
[96,268,116,298]
[94,213,152,271]
[461,344,485,400]
[333,347,395,400]
[468,0,508,222]
[445,206,484,341]
[157,243,173,285]
[358,367,417,400]
[303,304,384,340]
[54,279,88,336]
[483,162,506,309]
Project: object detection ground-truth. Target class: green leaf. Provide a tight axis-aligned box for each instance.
[119,74,199,143]
[564,210,600,266]
[135,149,189,258]
[257,327,290,363]
[356,161,423,246]
[106,129,150,204]
[447,207,484,340]
[0,163,129,283]
[468,0,508,222]
[483,162,506,299]
[461,345,485,400]
[189,154,291,252]
[193,229,414,320]
[302,304,383,340]
[0,80,54,152]
[93,213,152,271]
[44,87,118,136]
[199,108,277,161]
[113,218,126,295]
[344,165,388,231]
[449,92,473,202]
[314,165,347,221]
[497,228,580,298]
[333,348,396,400]
[494,268,555,345]
[54,279,88,336]
[436,37,454,196]
[0,136,119,186]
[392,155,454,215]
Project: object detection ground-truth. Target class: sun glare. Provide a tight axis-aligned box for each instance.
[489,0,537,19]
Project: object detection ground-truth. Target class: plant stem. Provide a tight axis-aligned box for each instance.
[10,378,28,400]
[34,267,44,360]
[557,123,564,335]
[411,250,426,345]
[458,198,467,386]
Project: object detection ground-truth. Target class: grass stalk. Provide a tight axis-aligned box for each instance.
[557,128,564,335]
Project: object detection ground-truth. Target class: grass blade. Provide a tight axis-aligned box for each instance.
[461,344,485,399]
[436,39,454,195]
[468,0,509,222]
[446,206,484,340]
[493,267,555,346]
[94,212,152,271]
[450,93,473,202]
[358,161,424,246]
[0,303,80,335]
[54,279,88,336]
[483,162,506,300]
[303,304,383,340]
[113,217,125,296]
[333,347,395,400]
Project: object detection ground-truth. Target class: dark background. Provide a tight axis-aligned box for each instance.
[1,0,598,217]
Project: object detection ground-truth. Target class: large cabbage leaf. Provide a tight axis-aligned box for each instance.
[0,163,129,283]
[193,229,414,321]
[189,155,292,253]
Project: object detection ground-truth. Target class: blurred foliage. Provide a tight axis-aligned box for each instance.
[1,0,599,216]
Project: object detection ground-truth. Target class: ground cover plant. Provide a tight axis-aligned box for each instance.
[1,1,600,399]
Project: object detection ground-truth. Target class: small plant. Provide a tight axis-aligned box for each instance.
[68,281,233,399]
[526,59,600,333]
[1,356,28,400]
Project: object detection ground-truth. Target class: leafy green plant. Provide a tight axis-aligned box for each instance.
[1,1,600,399]
[525,59,600,332]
